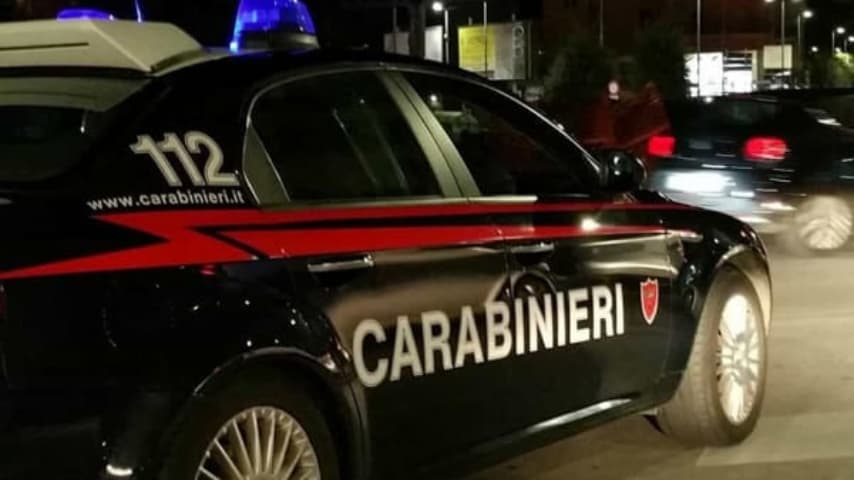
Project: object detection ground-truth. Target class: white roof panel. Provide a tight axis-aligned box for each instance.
[0,19,203,73]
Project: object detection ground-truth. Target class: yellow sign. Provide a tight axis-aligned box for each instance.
[458,25,497,74]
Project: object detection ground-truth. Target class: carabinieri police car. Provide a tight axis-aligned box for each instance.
[0,3,771,480]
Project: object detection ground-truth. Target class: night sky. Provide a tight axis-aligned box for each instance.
[3,0,540,49]
[3,0,854,53]
[802,0,854,51]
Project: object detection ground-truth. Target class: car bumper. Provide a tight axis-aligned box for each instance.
[647,169,799,235]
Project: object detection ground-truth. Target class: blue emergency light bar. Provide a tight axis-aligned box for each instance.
[57,8,115,21]
[231,0,317,51]
[57,1,144,22]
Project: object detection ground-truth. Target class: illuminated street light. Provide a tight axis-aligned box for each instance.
[765,0,788,72]
[431,2,451,65]
[797,9,813,77]
[811,46,819,53]
[833,26,847,53]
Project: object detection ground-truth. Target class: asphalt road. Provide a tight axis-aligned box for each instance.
[467,250,854,480]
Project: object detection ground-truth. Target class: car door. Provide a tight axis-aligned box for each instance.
[395,70,678,426]
[243,68,522,477]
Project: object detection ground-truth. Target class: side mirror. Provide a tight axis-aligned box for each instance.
[596,149,647,193]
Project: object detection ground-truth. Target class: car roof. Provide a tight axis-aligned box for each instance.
[0,19,487,87]
[145,47,492,96]
[0,19,205,74]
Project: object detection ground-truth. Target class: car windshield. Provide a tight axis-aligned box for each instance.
[0,77,144,183]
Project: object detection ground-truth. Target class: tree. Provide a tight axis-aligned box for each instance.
[543,34,613,128]
[829,54,854,88]
[807,53,854,88]
[634,24,688,99]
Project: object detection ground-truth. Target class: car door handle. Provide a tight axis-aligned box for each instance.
[308,255,375,274]
[510,242,556,255]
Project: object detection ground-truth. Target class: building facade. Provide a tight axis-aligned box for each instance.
[543,0,778,54]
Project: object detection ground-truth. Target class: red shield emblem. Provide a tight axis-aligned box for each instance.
[641,279,659,325]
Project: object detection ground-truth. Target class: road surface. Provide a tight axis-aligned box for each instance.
[467,251,854,480]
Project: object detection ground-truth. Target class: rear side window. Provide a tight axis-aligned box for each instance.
[0,77,143,183]
[251,71,441,202]
[0,107,96,182]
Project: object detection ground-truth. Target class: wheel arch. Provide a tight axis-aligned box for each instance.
[665,223,772,376]
[108,348,370,480]
[95,266,371,480]
[714,245,773,334]
[187,348,369,480]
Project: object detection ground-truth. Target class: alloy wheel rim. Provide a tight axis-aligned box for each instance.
[716,294,762,426]
[195,407,321,480]
[798,202,853,251]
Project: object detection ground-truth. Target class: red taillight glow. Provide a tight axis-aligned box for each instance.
[647,135,676,158]
[200,264,218,277]
[743,137,788,163]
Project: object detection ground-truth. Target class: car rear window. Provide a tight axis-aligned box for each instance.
[667,99,815,132]
[0,76,145,183]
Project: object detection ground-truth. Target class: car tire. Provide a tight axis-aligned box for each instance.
[159,369,341,480]
[782,195,853,256]
[655,268,767,446]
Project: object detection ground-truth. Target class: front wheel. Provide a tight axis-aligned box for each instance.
[159,369,340,480]
[654,268,768,446]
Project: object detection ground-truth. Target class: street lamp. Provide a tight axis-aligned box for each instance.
[811,46,819,53]
[797,9,813,76]
[764,0,788,75]
[431,2,451,64]
[833,26,846,53]
[696,0,701,96]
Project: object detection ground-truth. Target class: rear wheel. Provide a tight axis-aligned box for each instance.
[655,268,767,446]
[159,370,340,480]
[782,196,852,255]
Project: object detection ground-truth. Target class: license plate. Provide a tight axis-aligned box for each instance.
[688,139,713,150]
[665,172,730,194]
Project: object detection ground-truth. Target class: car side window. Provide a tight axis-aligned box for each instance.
[251,71,441,202]
[404,72,596,196]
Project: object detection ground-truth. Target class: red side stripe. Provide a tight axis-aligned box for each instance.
[0,203,689,280]
[85,201,690,227]
[219,225,666,259]
[223,226,502,258]
[0,213,254,280]
[499,225,666,242]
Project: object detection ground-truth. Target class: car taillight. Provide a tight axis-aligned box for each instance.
[743,137,788,163]
[647,135,676,158]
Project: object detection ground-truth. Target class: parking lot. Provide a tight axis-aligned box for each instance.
[468,249,854,480]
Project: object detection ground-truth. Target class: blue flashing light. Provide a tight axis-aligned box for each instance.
[231,0,317,50]
[134,0,145,22]
[57,8,115,21]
